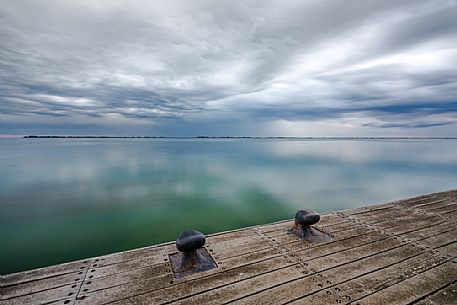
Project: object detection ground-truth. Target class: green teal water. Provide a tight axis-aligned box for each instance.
[1,138,456,274]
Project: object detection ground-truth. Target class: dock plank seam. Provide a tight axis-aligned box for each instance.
[407,279,457,305]
[346,259,457,305]
[253,226,310,275]
[336,206,455,250]
[392,200,456,224]
[72,259,94,305]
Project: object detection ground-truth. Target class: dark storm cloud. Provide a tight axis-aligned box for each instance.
[227,101,457,122]
[0,0,457,135]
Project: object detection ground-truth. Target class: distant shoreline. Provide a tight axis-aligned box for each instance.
[18,135,457,140]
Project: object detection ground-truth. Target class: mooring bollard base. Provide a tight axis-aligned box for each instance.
[170,229,217,278]
[288,226,332,242]
[169,248,217,278]
[288,209,332,242]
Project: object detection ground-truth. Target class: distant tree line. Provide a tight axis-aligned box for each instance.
[23,135,457,139]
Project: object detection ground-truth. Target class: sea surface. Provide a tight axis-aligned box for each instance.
[1,138,456,274]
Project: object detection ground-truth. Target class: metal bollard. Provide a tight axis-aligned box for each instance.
[170,229,217,278]
[175,230,206,270]
[288,210,331,242]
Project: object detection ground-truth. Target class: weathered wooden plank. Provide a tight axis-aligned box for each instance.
[0,260,91,287]
[315,221,354,233]
[348,207,427,226]
[350,261,457,305]
[398,197,449,209]
[442,209,457,219]
[285,236,457,305]
[1,271,83,299]
[338,193,441,216]
[397,221,457,244]
[291,256,443,304]
[424,200,456,212]
[414,281,457,305]
[0,282,80,305]
[433,189,457,199]
[337,203,395,217]
[377,216,444,235]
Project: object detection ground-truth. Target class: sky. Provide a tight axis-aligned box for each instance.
[1,0,457,137]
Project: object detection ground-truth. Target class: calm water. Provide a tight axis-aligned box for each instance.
[1,138,456,274]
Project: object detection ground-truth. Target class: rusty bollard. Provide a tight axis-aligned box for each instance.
[170,230,217,278]
[288,210,331,242]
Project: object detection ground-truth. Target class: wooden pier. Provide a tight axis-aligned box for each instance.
[1,190,457,305]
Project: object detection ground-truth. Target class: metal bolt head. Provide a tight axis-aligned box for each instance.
[176,230,205,252]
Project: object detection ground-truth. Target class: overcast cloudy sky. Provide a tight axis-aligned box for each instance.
[1,0,457,136]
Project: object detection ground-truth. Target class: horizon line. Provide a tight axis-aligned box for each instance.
[11,135,457,140]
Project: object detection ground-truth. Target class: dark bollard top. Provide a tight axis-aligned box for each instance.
[295,210,320,226]
[176,230,206,252]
